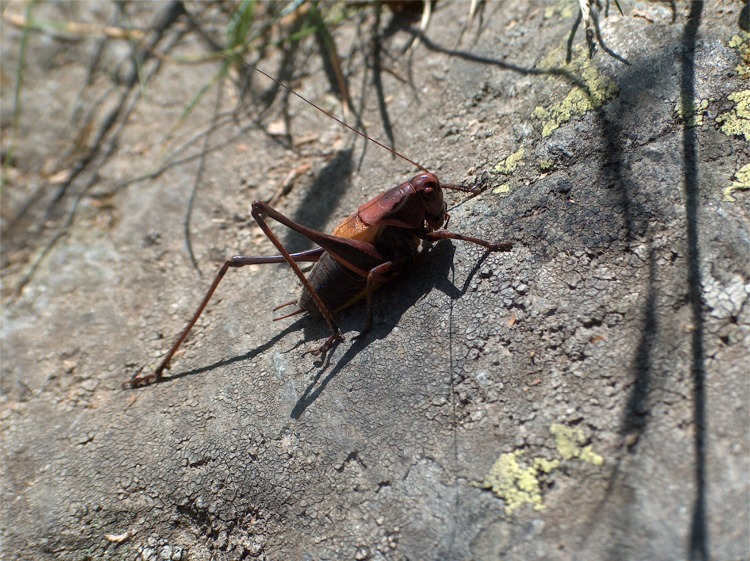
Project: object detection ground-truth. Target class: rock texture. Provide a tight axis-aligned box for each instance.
[1,1,748,560]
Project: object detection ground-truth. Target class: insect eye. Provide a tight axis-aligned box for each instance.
[422,182,439,199]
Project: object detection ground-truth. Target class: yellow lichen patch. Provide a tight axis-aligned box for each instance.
[475,451,560,515]
[475,423,606,515]
[717,90,750,142]
[539,159,555,172]
[724,163,750,202]
[532,48,618,137]
[494,148,526,175]
[550,423,604,465]
[543,0,576,21]
[492,183,511,195]
[715,73,750,202]
[534,457,560,474]
[729,32,749,79]
[675,98,709,127]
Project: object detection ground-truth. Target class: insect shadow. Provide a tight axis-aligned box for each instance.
[147,214,493,409]
[290,239,493,419]
[154,323,301,385]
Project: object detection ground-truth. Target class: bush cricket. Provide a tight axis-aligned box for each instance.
[126,60,512,388]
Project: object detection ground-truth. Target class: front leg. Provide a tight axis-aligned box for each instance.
[423,230,512,252]
[354,257,410,339]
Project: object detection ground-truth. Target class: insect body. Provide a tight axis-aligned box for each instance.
[269,171,512,338]
[126,64,512,388]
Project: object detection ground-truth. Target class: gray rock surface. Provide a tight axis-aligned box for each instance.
[1,1,748,560]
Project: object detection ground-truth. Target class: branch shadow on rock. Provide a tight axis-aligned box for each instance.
[562,5,708,559]
[679,3,708,559]
[412,12,707,558]
[6,1,188,300]
[605,5,707,559]
[283,149,354,253]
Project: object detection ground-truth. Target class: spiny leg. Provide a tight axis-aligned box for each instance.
[251,201,345,356]
[126,248,324,388]
[353,257,409,340]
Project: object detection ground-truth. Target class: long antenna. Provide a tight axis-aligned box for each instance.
[226,54,428,173]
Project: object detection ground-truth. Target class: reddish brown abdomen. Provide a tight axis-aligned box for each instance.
[299,252,368,315]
